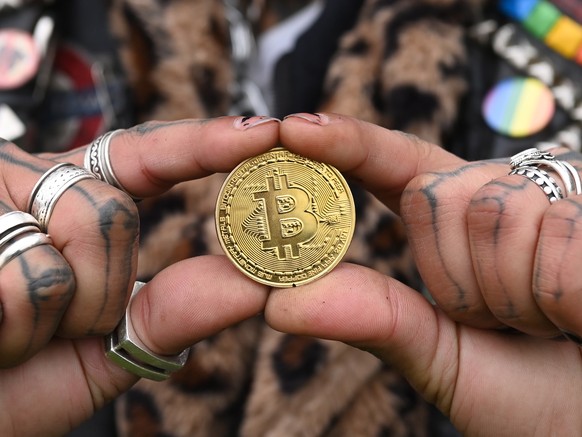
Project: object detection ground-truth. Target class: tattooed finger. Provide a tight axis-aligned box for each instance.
[41,116,281,200]
[401,161,506,328]
[50,181,139,337]
[0,141,138,338]
[534,196,582,340]
[467,174,558,337]
[0,195,74,367]
[0,242,74,368]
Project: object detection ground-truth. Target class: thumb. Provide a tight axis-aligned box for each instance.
[0,256,270,436]
[264,264,582,437]
[264,262,459,410]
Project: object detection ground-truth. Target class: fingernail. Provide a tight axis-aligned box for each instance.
[283,112,330,125]
[561,330,582,347]
[233,116,281,131]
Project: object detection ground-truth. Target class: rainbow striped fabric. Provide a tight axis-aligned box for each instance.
[499,0,582,64]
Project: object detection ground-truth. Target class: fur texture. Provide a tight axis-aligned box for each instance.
[108,1,482,435]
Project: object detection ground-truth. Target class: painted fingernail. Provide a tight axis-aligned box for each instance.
[561,330,582,347]
[233,116,281,131]
[283,112,330,125]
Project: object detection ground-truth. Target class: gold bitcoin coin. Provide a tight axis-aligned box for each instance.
[215,147,355,288]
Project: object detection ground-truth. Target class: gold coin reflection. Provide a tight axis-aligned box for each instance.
[215,147,355,288]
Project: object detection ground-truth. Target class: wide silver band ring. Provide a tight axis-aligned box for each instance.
[105,281,190,381]
[509,165,563,203]
[27,163,96,232]
[84,130,141,202]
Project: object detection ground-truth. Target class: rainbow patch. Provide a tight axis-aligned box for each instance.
[482,76,555,137]
[499,0,582,64]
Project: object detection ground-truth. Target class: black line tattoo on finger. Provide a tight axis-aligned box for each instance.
[128,119,210,136]
[407,162,492,312]
[90,198,139,334]
[0,143,52,174]
[72,184,139,335]
[534,199,582,302]
[19,246,75,354]
[471,178,530,245]
[468,179,532,319]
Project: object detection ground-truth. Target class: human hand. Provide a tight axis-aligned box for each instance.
[265,113,582,436]
[0,116,279,437]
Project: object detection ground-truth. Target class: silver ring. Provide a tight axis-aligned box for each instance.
[0,225,42,248]
[27,163,96,232]
[509,165,563,203]
[0,211,41,236]
[510,148,555,168]
[510,148,582,197]
[84,130,140,201]
[105,281,190,381]
[516,159,575,195]
[558,160,582,195]
[0,211,49,269]
[0,232,53,270]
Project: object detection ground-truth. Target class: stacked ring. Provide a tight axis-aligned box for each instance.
[0,211,52,270]
[509,148,582,203]
[509,165,563,203]
[27,163,96,232]
[84,130,141,202]
[105,281,190,381]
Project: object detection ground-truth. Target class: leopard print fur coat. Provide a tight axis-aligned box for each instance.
[106,1,487,435]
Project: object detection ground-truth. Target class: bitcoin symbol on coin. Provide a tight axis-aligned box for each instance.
[215,148,355,288]
[253,170,317,260]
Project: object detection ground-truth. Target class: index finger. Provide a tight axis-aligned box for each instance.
[44,115,281,200]
[279,113,463,212]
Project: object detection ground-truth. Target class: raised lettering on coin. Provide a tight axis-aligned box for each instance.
[215,148,355,288]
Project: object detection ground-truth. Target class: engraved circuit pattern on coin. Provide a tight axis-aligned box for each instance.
[215,148,355,287]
